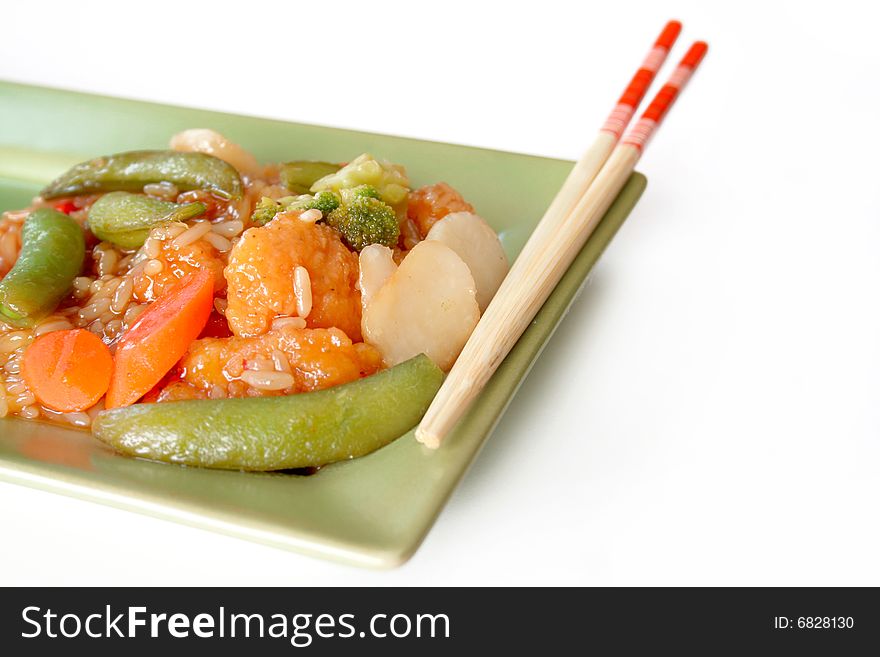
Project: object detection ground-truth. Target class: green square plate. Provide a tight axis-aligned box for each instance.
[0,82,646,567]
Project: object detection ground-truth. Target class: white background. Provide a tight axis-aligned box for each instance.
[1,0,878,585]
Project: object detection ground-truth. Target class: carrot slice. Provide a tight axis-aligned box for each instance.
[22,328,113,413]
[105,270,213,409]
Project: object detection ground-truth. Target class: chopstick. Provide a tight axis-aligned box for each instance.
[515,20,681,259]
[416,40,709,449]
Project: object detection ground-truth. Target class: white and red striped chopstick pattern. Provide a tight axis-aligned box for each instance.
[622,41,709,151]
[600,20,682,139]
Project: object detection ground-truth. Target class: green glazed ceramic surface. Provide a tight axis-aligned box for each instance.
[0,82,646,567]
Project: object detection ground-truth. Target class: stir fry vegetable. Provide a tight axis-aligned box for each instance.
[287,190,340,216]
[88,192,207,249]
[41,150,243,200]
[326,193,399,251]
[250,197,282,226]
[93,354,444,470]
[0,208,85,326]
[22,329,113,412]
[280,161,341,195]
[311,153,410,207]
[0,127,507,473]
[106,270,213,409]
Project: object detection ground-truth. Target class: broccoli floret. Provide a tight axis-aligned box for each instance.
[251,197,281,226]
[309,191,341,215]
[326,196,399,251]
[311,153,410,207]
[284,191,341,216]
[345,184,381,200]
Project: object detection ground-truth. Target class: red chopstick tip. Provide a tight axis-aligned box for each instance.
[683,41,709,68]
[656,20,683,49]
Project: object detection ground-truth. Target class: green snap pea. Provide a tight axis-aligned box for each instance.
[280,161,341,194]
[41,150,242,200]
[93,354,444,471]
[88,192,207,249]
[0,208,85,326]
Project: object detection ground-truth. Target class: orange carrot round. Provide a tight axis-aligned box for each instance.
[22,328,113,413]
[105,269,213,409]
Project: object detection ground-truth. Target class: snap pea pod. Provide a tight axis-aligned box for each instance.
[88,192,207,249]
[93,354,444,471]
[41,150,242,200]
[0,208,85,326]
[280,161,341,194]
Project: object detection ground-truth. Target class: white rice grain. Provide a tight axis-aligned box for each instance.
[124,304,147,325]
[271,350,291,373]
[143,237,161,259]
[240,370,294,391]
[212,220,244,238]
[172,221,212,248]
[19,405,40,419]
[203,232,232,252]
[299,209,322,223]
[271,316,307,331]
[63,412,91,428]
[110,277,134,313]
[293,266,312,318]
[78,298,111,322]
[0,331,32,353]
[34,318,73,337]
[143,259,164,276]
[245,358,275,372]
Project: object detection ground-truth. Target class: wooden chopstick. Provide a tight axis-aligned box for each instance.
[515,20,681,261]
[416,40,709,449]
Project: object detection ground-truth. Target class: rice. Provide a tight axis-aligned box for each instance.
[299,209,322,223]
[78,297,112,322]
[293,266,312,318]
[143,259,164,276]
[94,244,119,276]
[172,221,212,248]
[143,237,161,258]
[270,316,306,331]
[0,168,318,427]
[63,412,91,427]
[271,349,291,373]
[104,319,124,338]
[34,317,74,337]
[110,277,134,313]
[212,220,244,238]
[245,358,275,372]
[73,276,93,297]
[223,354,245,379]
[240,370,294,391]
[203,232,232,252]
[0,331,32,353]
[19,405,39,419]
[124,304,147,324]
